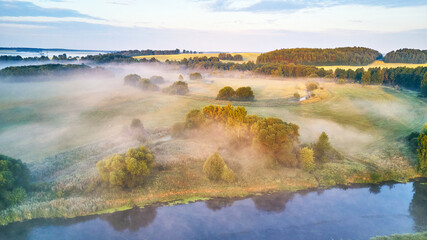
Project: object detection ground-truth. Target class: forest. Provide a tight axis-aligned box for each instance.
[255,47,382,65]
[384,49,427,64]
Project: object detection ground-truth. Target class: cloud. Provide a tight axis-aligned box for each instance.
[201,0,427,12]
[0,0,100,19]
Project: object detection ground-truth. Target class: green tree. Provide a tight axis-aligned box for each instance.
[124,74,141,86]
[185,109,205,129]
[203,153,235,182]
[299,147,315,172]
[362,71,371,86]
[0,155,30,209]
[421,72,427,96]
[162,81,189,95]
[313,132,332,163]
[189,72,203,80]
[96,146,154,188]
[416,124,427,175]
[234,87,255,101]
[216,86,235,100]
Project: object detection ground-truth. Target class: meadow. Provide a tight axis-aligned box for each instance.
[0,65,425,225]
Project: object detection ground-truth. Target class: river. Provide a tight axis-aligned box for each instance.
[1,180,426,240]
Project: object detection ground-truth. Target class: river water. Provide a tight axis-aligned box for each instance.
[1,180,426,240]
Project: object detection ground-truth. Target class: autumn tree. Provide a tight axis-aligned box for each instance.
[96,146,154,188]
[234,87,255,101]
[299,147,315,172]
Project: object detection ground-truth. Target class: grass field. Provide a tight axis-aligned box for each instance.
[317,60,427,71]
[133,52,261,62]
[0,66,425,225]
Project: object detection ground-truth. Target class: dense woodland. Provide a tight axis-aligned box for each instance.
[256,47,382,65]
[218,53,243,61]
[384,49,427,64]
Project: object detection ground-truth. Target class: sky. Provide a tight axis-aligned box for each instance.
[0,0,426,53]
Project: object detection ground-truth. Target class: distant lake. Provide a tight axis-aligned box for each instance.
[1,179,426,240]
[0,50,111,58]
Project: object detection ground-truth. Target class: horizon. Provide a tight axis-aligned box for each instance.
[1,0,426,53]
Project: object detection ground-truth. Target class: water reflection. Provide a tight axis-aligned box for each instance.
[101,206,157,231]
[409,180,427,232]
[205,198,235,211]
[251,192,294,213]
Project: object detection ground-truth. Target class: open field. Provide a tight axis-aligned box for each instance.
[133,52,261,62]
[317,60,427,71]
[0,66,425,225]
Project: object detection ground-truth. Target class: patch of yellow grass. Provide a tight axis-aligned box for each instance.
[133,52,261,63]
[317,60,427,71]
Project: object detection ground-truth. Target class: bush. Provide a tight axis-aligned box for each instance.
[306,82,319,91]
[217,86,236,100]
[203,153,235,182]
[0,155,30,209]
[162,81,189,95]
[235,87,255,101]
[171,122,186,137]
[185,109,205,129]
[124,74,141,86]
[313,132,343,163]
[150,75,165,84]
[293,92,300,99]
[139,78,160,91]
[299,147,315,172]
[96,146,154,188]
[337,79,346,84]
[189,72,203,80]
[178,74,184,81]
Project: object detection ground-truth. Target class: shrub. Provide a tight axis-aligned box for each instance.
[178,74,184,81]
[171,122,186,137]
[185,109,205,129]
[124,74,141,86]
[0,155,30,209]
[293,92,300,99]
[299,147,315,172]
[313,132,343,163]
[139,78,160,91]
[337,78,346,84]
[306,82,318,91]
[150,75,165,84]
[203,153,235,182]
[162,81,189,95]
[217,86,235,100]
[130,119,144,129]
[235,87,255,101]
[96,146,154,188]
[189,72,203,80]
[130,119,145,141]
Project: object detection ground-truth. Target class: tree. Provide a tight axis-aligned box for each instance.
[185,109,205,129]
[306,82,318,91]
[421,72,427,96]
[96,146,154,188]
[217,86,236,100]
[0,155,30,209]
[189,72,203,80]
[162,81,189,95]
[234,87,255,101]
[124,74,141,86]
[416,124,427,176]
[361,71,371,86]
[313,132,332,163]
[299,147,315,172]
[203,153,235,182]
[149,75,165,84]
[178,74,184,81]
[139,79,160,91]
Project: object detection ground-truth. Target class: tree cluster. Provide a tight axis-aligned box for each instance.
[416,124,427,176]
[0,155,30,209]
[218,53,243,61]
[384,49,427,64]
[162,81,189,95]
[117,49,180,57]
[123,74,160,91]
[256,47,382,66]
[0,55,50,62]
[216,86,255,101]
[189,72,203,80]
[96,146,154,188]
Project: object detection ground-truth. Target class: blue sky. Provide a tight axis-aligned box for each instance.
[0,0,426,52]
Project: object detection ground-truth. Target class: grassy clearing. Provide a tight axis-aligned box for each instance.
[317,60,427,71]
[133,52,260,63]
[370,231,427,240]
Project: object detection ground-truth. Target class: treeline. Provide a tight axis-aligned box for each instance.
[0,54,77,62]
[80,53,160,64]
[218,53,243,61]
[116,49,199,57]
[256,47,382,66]
[0,64,108,81]
[384,49,427,64]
